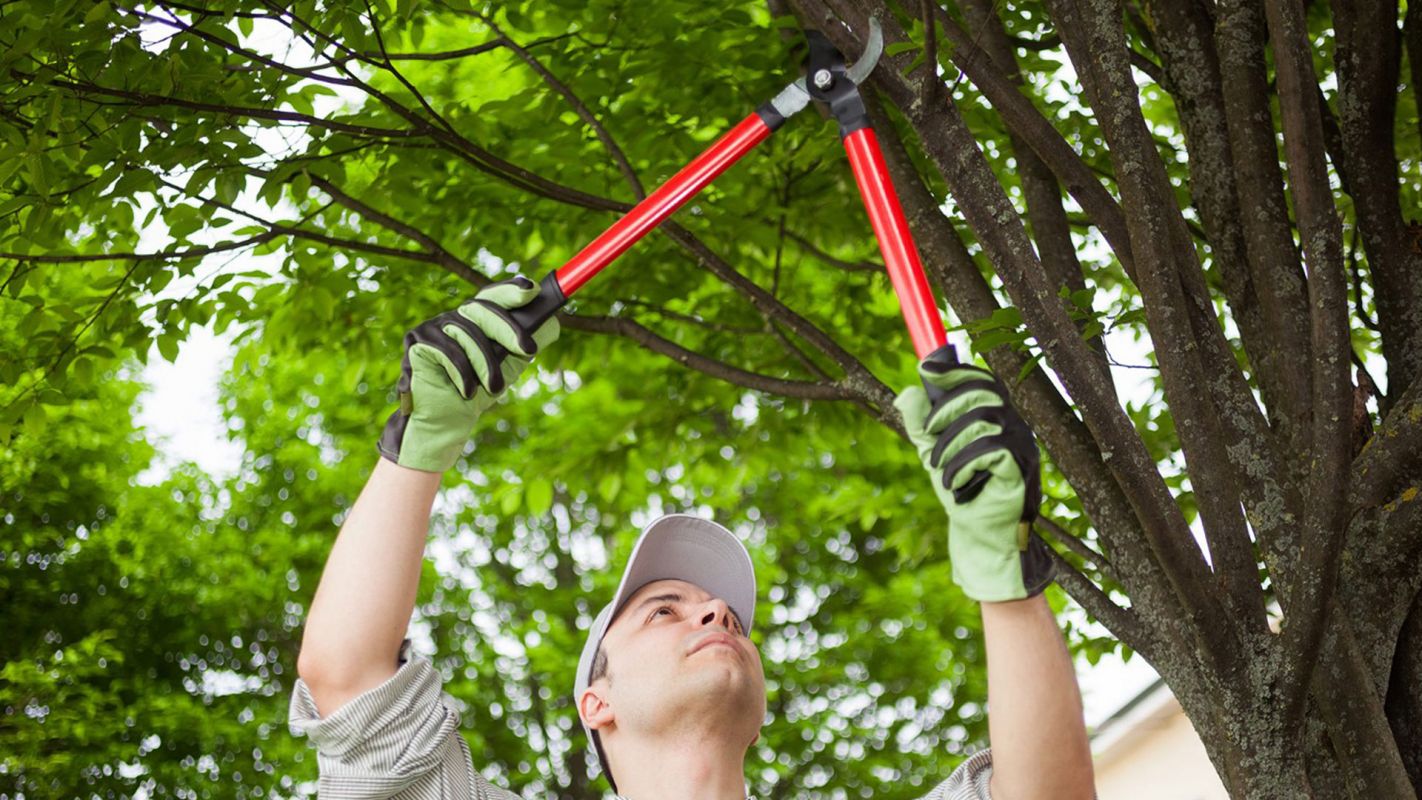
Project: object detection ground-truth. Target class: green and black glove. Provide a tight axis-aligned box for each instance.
[894,346,1054,602]
[378,276,561,473]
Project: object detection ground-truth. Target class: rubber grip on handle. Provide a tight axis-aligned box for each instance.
[919,342,958,406]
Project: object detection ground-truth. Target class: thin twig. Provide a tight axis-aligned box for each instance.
[1,259,143,419]
[616,299,764,335]
[783,229,883,272]
[475,12,645,199]
[561,313,852,401]
[1043,545,1150,654]
[0,233,277,263]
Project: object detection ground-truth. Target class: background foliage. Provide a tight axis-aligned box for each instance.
[0,2,1056,797]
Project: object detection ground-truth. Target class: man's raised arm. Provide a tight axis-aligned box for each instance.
[981,595,1093,798]
[896,352,1095,800]
[296,276,560,717]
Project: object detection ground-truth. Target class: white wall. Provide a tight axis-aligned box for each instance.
[1092,684,1230,800]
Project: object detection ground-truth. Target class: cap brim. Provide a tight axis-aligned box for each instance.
[606,515,757,636]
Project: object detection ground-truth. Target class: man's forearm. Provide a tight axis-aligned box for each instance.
[297,457,442,716]
[982,595,1095,800]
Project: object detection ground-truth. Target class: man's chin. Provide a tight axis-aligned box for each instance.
[679,665,766,713]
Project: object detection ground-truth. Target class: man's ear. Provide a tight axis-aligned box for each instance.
[579,686,615,732]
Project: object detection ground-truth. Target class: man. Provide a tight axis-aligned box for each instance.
[290,278,1096,799]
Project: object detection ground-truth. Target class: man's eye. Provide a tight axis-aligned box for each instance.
[650,606,674,621]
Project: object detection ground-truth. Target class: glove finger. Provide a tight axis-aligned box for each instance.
[918,361,996,392]
[407,319,479,398]
[893,385,933,438]
[458,300,538,358]
[923,378,1003,435]
[440,317,506,395]
[930,405,1010,469]
[532,315,560,352]
[942,435,1027,495]
[410,339,477,400]
[497,353,530,395]
[474,275,540,308]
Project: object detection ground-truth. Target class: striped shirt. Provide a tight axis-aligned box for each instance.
[289,643,995,799]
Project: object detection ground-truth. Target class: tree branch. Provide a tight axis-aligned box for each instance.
[853,77,1185,652]
[139,5,360,88]
[1330,0,1422,401]
[960,0,1109,370]
[922,3,1138,272]
[615,299,764,336]
[783,229,883,273]
[300,172,482,284]
[1041,544,1152,657]
[471,11,645,199]
[1350,374,1422,510]
[1035,514,1116,584]
[659,221,900,430]
[1046,0,1287,669]
[152,174,480,282]
[560,312,853,401]
[1213,0,1314,438]
[1263,0,1356,729]
[810,1,1222,641]
[360,0,465,142]
[32,71,417,141]
[0,233,276,263]
[1136,0,1274,631]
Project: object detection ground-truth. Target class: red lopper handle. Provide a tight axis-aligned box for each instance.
[841,127,946,360]
[553,113,775,297]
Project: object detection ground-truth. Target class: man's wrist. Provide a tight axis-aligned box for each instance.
[979,593,1049,610]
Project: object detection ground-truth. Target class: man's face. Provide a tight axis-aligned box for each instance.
[589,578,767,745]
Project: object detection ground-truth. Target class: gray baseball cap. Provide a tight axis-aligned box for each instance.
[572,513,757,790]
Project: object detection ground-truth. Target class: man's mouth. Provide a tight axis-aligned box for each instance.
[688,633,740,656]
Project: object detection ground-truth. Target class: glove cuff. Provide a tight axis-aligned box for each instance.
[377,403,411,464]
[1020,531,1056,599]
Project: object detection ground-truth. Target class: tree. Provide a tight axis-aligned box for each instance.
[0,262,325,798]
[1,0,1418,798]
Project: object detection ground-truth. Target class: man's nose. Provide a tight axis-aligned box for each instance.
[696,598,737,631]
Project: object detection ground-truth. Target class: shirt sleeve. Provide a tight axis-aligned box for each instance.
[918,749,995,800]
[288,641,520,800]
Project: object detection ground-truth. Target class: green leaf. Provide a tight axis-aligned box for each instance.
[499,485,522,516]
[84,1,111,24]
[156,333,179,363]
[21,402,47,437]
[26,153,48,196]
[970,328,1026,354]
[598,472,622,502]
[1015,353,1044,384]
[525,478,553,515]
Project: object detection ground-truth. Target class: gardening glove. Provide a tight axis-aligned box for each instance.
[377,276,560,473]
[894,346,1054,602]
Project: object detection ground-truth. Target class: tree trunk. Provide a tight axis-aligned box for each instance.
[1387,592,1422,792]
